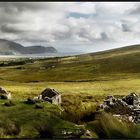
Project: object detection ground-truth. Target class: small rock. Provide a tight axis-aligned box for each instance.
[26,98,36,104]
[85,130,92,136]
[35,104,44,109]
[128,116,133,122]
[4,100,15,107]
[122,92,139,105]
[0,87,11,99]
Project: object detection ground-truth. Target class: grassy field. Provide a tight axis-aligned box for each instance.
[1,79,140,100]
[1,45,140,83]
[0,44,140,138]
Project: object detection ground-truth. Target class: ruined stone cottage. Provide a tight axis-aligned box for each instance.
[38,88,62,105]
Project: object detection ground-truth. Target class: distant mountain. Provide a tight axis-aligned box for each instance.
[0,39,24,55]
[0,39,57,55]
[3,44,140,82]
[25,46,57,54]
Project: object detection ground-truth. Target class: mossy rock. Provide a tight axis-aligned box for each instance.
[35,104,44,109]
[0,94,8,99]
[4,100,15,107]
[25,98,44,105]
[25,98,36,104]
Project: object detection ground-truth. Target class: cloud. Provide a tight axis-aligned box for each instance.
[128,3,140,15]
[1,24,22,34]
[67,2,96,14]
[0,2,140,52]
[121,24,131,32]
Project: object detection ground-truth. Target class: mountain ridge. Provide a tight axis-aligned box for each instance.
[1,43,140,82]
[0,39,57,55]
[75,44,140,60]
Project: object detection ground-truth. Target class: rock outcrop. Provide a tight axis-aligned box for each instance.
[98,93,140,124]
[0,87,11,99]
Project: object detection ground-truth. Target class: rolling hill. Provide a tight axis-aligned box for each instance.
[0,44,140,82]
[25,45,57,54]
[0,39,57,55]
[0,42,140,139]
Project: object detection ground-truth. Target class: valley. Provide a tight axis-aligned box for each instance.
[0,44,140,138]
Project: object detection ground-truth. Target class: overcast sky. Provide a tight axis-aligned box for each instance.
[0,2,140,53]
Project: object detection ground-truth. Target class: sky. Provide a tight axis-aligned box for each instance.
[0,2,140,53]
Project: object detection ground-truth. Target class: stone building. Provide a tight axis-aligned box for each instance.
[39,88,61,105]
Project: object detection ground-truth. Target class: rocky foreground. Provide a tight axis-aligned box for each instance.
[0,86,140,138]
[0,85,140,125]
[98,93,140,124]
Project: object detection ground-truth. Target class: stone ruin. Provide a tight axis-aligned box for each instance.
[98,92,140,124]
[33,88,62,105]
[0,87,11,99]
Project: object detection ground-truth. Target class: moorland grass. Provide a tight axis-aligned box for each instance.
[0,99,82,138]
[86,112,140,138]
[0,45,140,138]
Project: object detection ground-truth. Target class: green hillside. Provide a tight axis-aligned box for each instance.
[0,44,140,138]
[1,44,140,82]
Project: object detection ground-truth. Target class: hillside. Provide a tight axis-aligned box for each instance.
[89,44,140,59]
[0,44,140,138]
[0,44,140,82]
[25,46,57,54]
[0,39,57,55]
[0,39,24,55]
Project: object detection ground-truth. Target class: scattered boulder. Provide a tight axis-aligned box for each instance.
[25,97,44,105]
[122,92,140,106]
[4,100,15,107]
[60,128,85,138]
[100,96,132,115]
[35,104,44,109]
[26,97,36,104]
[98,93,140,124]
[82,130,93,138]
[0,87,11,99]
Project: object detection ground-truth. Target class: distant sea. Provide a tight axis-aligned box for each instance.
[0,52,84,59]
